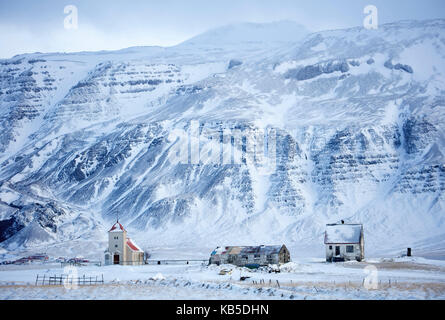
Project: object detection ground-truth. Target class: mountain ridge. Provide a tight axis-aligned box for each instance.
[0,18,444,260]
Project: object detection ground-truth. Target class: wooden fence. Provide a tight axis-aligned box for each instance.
[35,274,104,286]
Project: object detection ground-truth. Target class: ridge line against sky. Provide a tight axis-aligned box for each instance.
[1,0,445,59]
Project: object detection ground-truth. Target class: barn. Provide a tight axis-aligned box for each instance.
[324,221,364,262]
[209,245,290,267]
[104,221,144,266]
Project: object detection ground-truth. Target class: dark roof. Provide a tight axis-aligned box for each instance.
[211,245,285,256]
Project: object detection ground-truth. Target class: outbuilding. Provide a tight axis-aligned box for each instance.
[209,245,290,267]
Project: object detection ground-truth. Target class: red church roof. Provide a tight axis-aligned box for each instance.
[109,221,126,232]
[126,238,143,252]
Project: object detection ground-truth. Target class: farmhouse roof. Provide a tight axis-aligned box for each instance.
[324,224,362,244]
[211,245,284,256]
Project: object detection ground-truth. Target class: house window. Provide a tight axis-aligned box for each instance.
[329,246,332,250]
[254,254,260,258]
[346,245,354,253]
[115,244,118,248]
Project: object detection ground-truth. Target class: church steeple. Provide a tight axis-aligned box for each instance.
[109,221,126,232]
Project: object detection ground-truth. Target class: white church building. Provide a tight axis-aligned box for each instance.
[104,221,144,266]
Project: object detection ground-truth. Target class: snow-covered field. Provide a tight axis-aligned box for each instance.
[1,256,445,300]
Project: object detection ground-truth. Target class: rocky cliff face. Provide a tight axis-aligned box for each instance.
[0,20,444,257]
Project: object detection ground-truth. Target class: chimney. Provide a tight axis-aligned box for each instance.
[341,220,344,224]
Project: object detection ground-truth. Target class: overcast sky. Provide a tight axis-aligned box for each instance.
[0,0,444,59]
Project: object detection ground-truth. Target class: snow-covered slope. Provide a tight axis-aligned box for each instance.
[184,21,309,45]
[0,20,444,259]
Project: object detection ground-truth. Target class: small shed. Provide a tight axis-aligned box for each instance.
[324,222,364,262]
[209,245,290,267]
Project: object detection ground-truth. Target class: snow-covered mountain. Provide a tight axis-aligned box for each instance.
[0,20,444,259]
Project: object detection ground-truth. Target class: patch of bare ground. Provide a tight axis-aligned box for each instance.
[0,283,112,290]
[242,280,445,296]
[1,281,445,299]
[343,261,445,272]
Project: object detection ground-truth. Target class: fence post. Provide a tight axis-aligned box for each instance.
[35,275,39,286]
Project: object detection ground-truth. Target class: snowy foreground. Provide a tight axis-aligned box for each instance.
[1,257,445,300]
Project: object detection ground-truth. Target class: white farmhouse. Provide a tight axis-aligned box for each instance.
[324,222,364,262]
[104,221,144,265]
